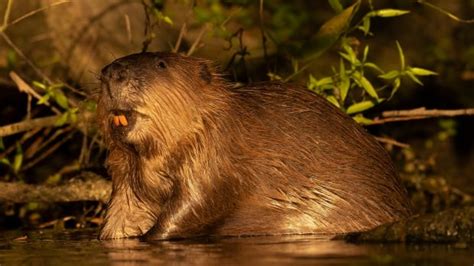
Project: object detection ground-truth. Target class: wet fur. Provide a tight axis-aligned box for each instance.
[97,52,412,240]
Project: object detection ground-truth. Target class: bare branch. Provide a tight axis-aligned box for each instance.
[370,107,474,125]
[374,136,410,149]
[9,71,61,114]
[0,115,60,137]
[7,1,71,28]
[381,107,474,118]
[0,111,94,138]
[173,22,187,53]
[186,23,209,56]
[0,32,52,83]
[259,0,269,72]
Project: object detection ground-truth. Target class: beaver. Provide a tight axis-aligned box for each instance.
[97,52,412,240]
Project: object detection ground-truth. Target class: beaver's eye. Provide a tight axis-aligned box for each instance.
[158,60,167,69]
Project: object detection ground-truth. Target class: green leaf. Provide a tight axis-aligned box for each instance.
[162,16,173,25]
[339,52,354,64]
[308,74,318,90]
[328,0,343,13]
[379,70,400,80]
[346,100,376,114]
[364,62,384,73]
[389,78,401,99]
[339,76,350,101]
[53,89,69,109]
[70,112,78,123]
[353,73,378,99]
[352,114,374,125]
[396,41,405,70]
[326,95,340,108]
[342,42,359,65]
[37,94,50,105]
[13,144,23,174]
[55,112,69,127]
[409,67,438,76]
[368,9,410,17]
[358,17,371,35]
[406,71,423,85]
[32,81,46,90]
[83,100,97,112]
[362,45,369,62]
[46,173,62,185]
[317,77,333,87]
[306,0,360,60]
[49,83,64,90]
[0,158,10,166]
[7,50,17,69]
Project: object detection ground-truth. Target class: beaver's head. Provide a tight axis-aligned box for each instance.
[97,52,221,156]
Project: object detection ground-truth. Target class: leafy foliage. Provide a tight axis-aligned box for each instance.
[305,0,437,124]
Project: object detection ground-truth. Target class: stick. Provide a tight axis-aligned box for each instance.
[186,23,209,56]
[370,107,474,125]
[9,71,61,114]
[374,136,410,149]
[173,22,186,53]
[0,115,60,137]
[382,107,474,118]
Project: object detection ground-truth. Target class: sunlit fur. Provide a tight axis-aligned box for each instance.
[97,52,412,240]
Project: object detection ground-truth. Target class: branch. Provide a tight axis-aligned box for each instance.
[0,115,60,137]
[374,136,410,149]
[186,23,209,56]
[370,107,474,125]
[0,175,111,203]
[0,110,95,138]
[172,22,186,53]
[382,107,474,118]
[9,71,60,114]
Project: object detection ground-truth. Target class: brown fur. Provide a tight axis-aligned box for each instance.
[97,52,412,240]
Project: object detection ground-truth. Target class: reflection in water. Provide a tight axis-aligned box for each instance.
[101,235,368,265]
[0,229,472,265]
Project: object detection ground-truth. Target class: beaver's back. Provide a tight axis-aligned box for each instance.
[215,82,412,235]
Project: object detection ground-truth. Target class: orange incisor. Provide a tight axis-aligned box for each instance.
[113,115,128,126]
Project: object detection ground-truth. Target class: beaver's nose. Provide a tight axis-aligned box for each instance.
[100,62,130,97]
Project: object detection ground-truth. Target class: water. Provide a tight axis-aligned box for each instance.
[0,229,472,265]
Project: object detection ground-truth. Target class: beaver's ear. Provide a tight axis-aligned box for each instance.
[199,63,212,84]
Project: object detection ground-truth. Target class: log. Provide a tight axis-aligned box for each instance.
[0,174,111,203]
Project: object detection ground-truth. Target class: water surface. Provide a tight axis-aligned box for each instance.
[0,229,472,265]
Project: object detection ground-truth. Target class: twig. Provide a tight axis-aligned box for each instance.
[374,136,410,149]
[0,110,94,138]
[382,107,474,118]
[124,14,132,43]
[1,32,52,83]
[259,0,269,72]
[22,129,75,171]
[0,128,41,159]
[0,115,60,137]
[0,0,13,32]
[417,0,474,23]
[25,127,68,159]
[186,23,209,56]
[370,107,474,125]
[173,22,187,53]
[7,1,70,28]
[9,71,61,114]
[67,0,132,61]
[370,116,428,125]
